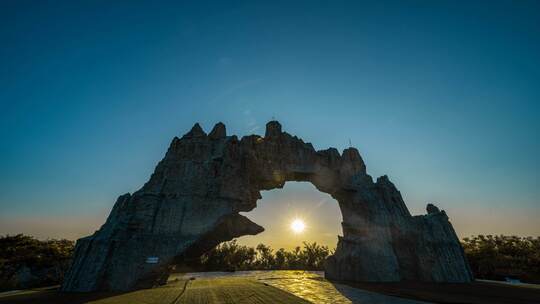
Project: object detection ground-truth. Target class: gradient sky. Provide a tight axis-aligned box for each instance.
[1,1,539,249]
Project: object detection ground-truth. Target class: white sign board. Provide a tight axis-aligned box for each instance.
[146,256,159,264]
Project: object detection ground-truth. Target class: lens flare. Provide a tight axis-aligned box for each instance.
[290,218,306,233]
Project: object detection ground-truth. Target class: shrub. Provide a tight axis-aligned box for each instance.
[0,234,74,291]
[462,235,540,283]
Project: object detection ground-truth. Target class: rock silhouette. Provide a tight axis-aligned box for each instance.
[62,121,473,292]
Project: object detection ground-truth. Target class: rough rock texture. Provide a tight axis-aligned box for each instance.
[62,121,473,292]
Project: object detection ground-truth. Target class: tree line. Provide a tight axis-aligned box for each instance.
[1,234,540,291]
[0,234,74,291]
[461,235,540,283]
[191,240,331,271]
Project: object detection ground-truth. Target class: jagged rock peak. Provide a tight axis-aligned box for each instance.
[342,147,360,159]
[342,147,366,172]
[322,147,341,157]
[426,203,441,214]
[265,120,282,138]
[376,175,396,187]
[209,122,226,139]
[377,175,390,183]
[318,147,341,165]
[182,123,206,139]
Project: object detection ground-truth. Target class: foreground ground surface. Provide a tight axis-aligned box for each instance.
[1,270,539,304]
[0,277,308,304]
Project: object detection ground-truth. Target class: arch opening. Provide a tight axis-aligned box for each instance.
[238,181,342,251]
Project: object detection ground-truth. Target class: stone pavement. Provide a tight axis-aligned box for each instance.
[176,270,432,304]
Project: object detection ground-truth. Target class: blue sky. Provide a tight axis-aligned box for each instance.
[1,1,539,243]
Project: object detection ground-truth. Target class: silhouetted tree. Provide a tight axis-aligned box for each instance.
[301,242,330,270]
[274,248,287,269]
[198,241,331,271]
[462,235,540,283]
[200,240,256,271]
[255,244,275,269]
[0,234,74,291]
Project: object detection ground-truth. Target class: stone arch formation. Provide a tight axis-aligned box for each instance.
[62,121,473,292]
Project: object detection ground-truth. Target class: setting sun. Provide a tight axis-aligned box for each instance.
[290,218,306,234]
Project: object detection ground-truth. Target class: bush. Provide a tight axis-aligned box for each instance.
[196,240,331,271]
[462,235,540,283]
[0,234,74,291]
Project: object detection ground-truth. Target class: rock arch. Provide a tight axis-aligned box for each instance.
[62,121,473,292]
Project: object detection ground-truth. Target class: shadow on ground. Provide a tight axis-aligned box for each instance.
[0,277,310,304]
[334,280,540,304]
[0,286,128,304]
